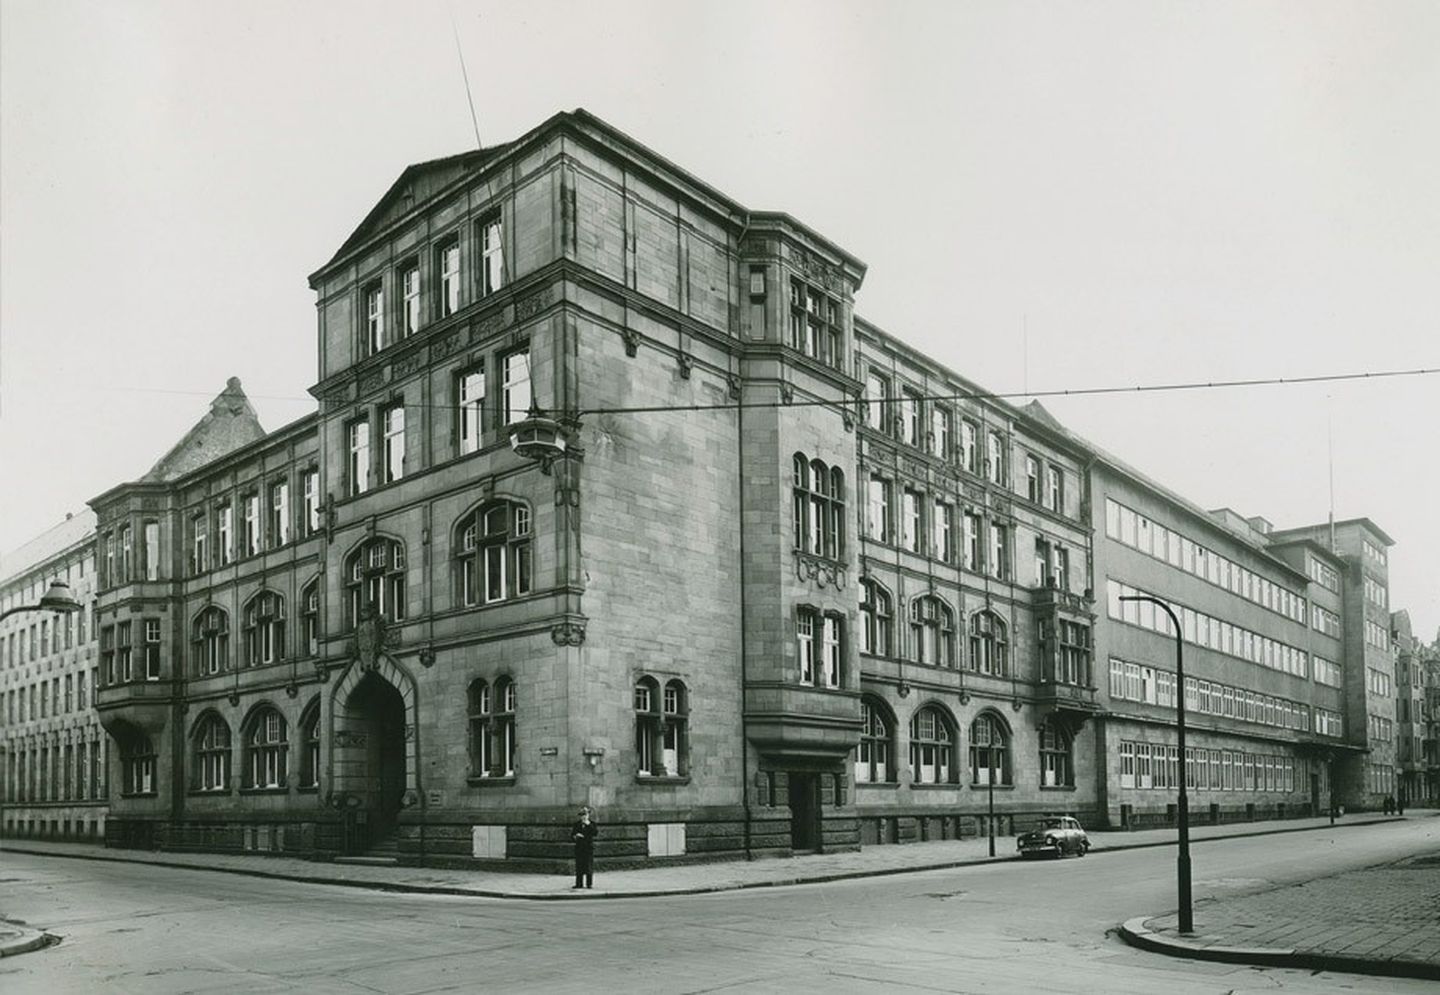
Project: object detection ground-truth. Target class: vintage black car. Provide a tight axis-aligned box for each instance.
[1016,815,1090,858]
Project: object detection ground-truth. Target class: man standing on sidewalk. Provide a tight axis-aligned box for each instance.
[572,807,597,889]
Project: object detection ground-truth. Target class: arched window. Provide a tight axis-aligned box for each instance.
[301,580,320,657]
[910,596,956,666]
[1039,717,1073,787]
[243,707,288,789]
[345,538,406,627]
[119,730,156,796]
[909,705,956,784]
[299,701,321,789]
[468,677,516,778]
[635,678,688,777]
[243,591,286,666]
[856,698,895,784]
[192,607,228,676]
[859,580,893,657]
[968,610,1009,676]
[456,501,532,607]
[792,453,844,559]
[193,713,231,792]
[970,712,1011,785]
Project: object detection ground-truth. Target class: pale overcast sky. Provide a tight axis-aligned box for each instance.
[2,1,1436,636]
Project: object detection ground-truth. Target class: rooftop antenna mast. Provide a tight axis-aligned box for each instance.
[450,5,484,150]
[1327,400,1336,554]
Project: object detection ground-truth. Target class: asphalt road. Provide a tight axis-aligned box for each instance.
[3,818,1435,994]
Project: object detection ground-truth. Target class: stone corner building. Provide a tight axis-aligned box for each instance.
[84,109,1393,867]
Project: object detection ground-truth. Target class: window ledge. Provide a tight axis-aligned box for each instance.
[119,792,158,799]
[968,783,1015,791]
[239,786,289,795]
[910,782,962,790]
[297,785,320,794]
[1039,784,1078,792]
[187,789,232,797]
[466,775,516,787]
[856,781,899,789]
[635,775,690,785]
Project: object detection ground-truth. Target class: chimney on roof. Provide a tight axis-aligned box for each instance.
[1247,516,1273,535]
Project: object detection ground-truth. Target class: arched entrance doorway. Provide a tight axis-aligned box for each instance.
[337,671,407,852]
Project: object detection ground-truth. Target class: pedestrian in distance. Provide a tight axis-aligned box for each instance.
[571,806,597,889]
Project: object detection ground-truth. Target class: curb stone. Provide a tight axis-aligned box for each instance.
[1118,915,1440,981]
[0,924,57,958]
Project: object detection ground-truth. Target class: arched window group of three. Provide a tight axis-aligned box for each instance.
[186,703,321,793]
[859,580,1010,677]
[856,698,1074,789]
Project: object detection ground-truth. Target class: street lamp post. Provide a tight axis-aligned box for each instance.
[1119,593,1193,935]
[0,579,83,624]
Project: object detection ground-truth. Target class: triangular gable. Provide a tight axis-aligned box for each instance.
[141,377,266,483]
[323,144,512,270]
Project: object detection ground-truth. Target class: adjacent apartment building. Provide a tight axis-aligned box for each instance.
[9,109,1409,866]
[0,512,107,839]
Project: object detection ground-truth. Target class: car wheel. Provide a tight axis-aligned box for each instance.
[1077,840,1088,856]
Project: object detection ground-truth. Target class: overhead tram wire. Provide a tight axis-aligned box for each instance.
[100,365,1440,416]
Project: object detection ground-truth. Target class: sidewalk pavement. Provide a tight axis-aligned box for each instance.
[1,811,1410,903]
[1120,811,1440,981]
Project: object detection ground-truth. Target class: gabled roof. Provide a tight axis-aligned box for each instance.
[0,510,95,586]
[140,378,266,483]
[317,143,514,276]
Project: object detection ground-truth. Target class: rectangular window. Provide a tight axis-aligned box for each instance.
[217,504,233,565]
[931,406,951,458]
[866,373,888,431]
[348,420,371,495]
[987,430,1006,485]
[117,621,133,683]
[963,512,982,571]
[270,481,290,547]
[934,500,953,562]
[242,493,260,557]
[901,489,922,553]
[867,475,892,543]
[459,367,485,454]
[989,523,1008,580]
[438,238,460,317]
[144,618,161,680]
[502,350,531,426]
[303,470,321,535]
[143,520,160,581]
[961,421,978,474]
[797,610,815,686]
[900,389,920,446]
[821,615,841,689]
[1046,465,1063,513]
[401,262,420,336]
[362,281,383,357]
[383,404,406,482]
[1025,455,1041,502]
[479,214,505,297]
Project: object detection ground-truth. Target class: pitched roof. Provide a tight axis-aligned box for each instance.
[0,509,95,585]
[141,377,266,483]
[318,143,514,275]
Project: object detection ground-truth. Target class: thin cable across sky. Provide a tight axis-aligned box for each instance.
[99,365,1440,418]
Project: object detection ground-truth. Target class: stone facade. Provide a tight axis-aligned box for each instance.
[28,109,1414,869]
[0,512,107,840]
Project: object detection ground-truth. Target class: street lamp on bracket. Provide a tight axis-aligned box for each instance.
[0,579,83,624]
[508,402,568,474]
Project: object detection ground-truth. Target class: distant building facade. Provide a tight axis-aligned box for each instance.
[0,110,1413,866]
[0,513,107,840]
